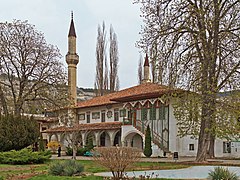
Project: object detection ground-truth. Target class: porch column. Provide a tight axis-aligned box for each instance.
[48,134,53,142]
[127,140,132,147]
[94,131,101,147]
[81,132,87,147]
[108,130,115,146]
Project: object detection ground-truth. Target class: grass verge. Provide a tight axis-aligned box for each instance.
[0,159,190,179]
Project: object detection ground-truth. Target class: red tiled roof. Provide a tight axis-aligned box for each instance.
[76,83,181,108]
[44,122,122,133]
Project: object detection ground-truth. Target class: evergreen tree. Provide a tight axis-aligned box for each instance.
[39,133,45,151]
[143,125,152,157]
[0,114,39,151]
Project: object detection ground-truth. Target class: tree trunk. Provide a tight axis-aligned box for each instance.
[208,134,215,158]
[196,116,210,162]
[72,144,77,160]
[0,85,8,115]
[14,102,22,116]
[196,91,217,162]
[196,92,211,162]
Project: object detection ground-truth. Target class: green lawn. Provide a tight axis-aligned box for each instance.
[0,159,189,180]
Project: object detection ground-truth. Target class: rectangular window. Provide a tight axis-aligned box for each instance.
[223,142,231,153]
[189,144,194,151]
[101,111,105,122]
[159,106,165,120]
[120,109,126,117]
[86,112,90,123]
[114,109,119,121]
[92,112,100,119]
[150,106,156,120]
[142,108,147,121]
[127,110,132,120]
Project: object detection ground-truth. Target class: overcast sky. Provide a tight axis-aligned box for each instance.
[0,0,143,89]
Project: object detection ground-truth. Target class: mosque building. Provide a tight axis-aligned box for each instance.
[43,14,240,158]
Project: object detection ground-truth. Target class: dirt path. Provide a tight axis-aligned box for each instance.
[0,165,46,180]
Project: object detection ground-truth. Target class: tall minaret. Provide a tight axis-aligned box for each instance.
[142,53,151,83]
[66,12,79,105]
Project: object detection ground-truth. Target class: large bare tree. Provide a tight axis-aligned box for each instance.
[109,25,119,92]
[0,20,67,116]
[135,0,240,162]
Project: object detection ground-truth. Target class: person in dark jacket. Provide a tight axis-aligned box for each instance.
[57,145,61,157]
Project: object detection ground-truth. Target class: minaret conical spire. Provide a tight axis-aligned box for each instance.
[68,11,76,37]
[142,53,151,84]
[143,53,149,66]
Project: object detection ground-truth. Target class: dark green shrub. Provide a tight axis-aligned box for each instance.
[208,167,239,180]
[77,147,88,156]
[49,160,84,176]
[86,138,94,151]
[0,114,39,151]
[0,176,3,180]
[65,146,73,156]
[48,161,64,176]
[0,148,51,164]
[143,125,152,157]
[65,147,88,156]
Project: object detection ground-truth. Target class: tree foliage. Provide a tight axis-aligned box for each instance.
[0,20,67,115]
[143,125,152,157]
[172,93,201,138]
[0,114,39,151]
[214,91,240,140]
[135,0,240,162]
[47,141,60,152]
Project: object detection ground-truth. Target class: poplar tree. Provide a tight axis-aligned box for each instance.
[95,23,120,95]
[138,54,143,84]
[109,25,119,92]
[95,22,108,96]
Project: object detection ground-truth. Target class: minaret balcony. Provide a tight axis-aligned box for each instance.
[66,53,79,65]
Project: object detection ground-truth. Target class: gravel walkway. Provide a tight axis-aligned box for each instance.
[95,166,240,179]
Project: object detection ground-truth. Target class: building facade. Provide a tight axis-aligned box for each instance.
[44,14,240,158]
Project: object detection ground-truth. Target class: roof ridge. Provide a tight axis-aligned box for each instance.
[76,83,176,108]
